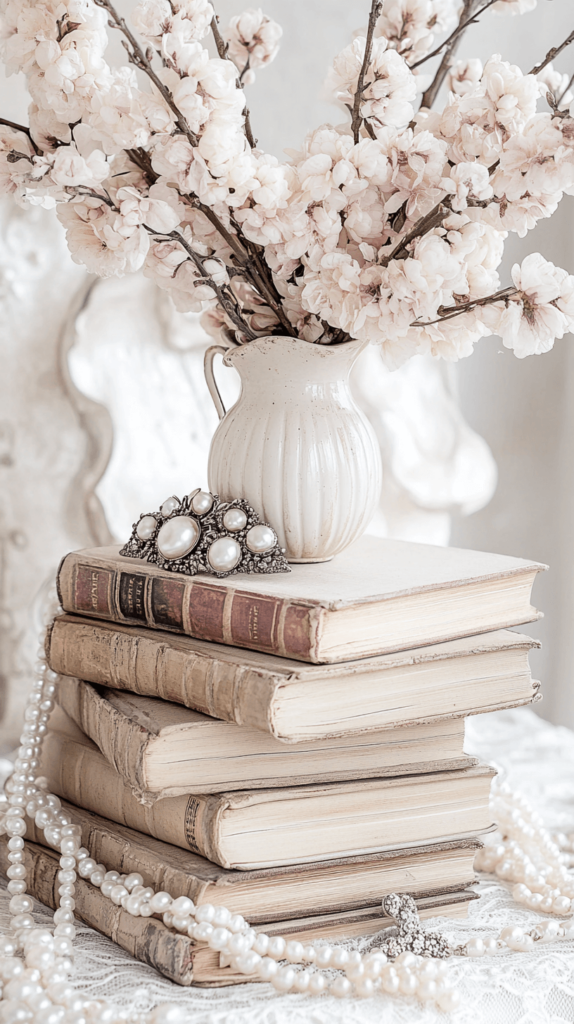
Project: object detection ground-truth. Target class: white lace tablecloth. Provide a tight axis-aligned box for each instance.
[1,708,573,1023]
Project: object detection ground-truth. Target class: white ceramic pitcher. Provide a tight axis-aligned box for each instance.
[204,335,382,562]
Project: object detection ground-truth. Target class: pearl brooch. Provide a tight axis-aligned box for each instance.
[121,490,289,578]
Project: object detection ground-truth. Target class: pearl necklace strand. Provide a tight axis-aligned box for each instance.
[0,610,572,1021]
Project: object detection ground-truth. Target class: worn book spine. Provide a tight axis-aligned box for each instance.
[25,800,482,924]
[55,675,151,794]
[57,550,322,662]
[47,616,277,733]
[0,837,196,985]
[41,728,225,862]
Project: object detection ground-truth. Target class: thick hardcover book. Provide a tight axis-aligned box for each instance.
[56,540,545,663]
[42,716,495,870]
[55,678,476,799]
[25,799,482,925]
[48,615,540,741]
[0,835,476,987]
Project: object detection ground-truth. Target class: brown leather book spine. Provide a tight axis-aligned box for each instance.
[57,552,319,661]
[0,837,196,985]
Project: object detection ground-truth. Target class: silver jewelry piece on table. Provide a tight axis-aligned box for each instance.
[378,894,451,959]
[120,487,290,578]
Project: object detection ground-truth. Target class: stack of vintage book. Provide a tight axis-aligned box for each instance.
[2,536,545,986]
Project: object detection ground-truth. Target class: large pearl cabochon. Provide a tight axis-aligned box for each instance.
[191,491,214,515]
[208,537,241,572]
[161,496,180,516]
[223,508,247,532]
[157,516,200,560]
[246,524,276,553]
[136,515,157,541]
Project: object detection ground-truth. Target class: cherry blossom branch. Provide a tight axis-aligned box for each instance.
[557,71,574,107]
[411,286,518,326]
[530,30,574,76]
[419,0,492,110]
[93,0,199,146]
[163,228,258,338]
[210,6,257,148]
[350,0,383,144]
[0,117,40,154]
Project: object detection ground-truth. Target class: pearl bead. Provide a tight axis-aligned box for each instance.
[381,966,400,993]
[161,496,180,516]
[330,975,352,998]
[136,515,157,541]
[149,892,173,913]
[9,895,33,915]
[355,976,375,998]
[438,988,461,1012]
[267,936,286,960]
[208,536,242,572]
[331,948,350,968]
[292,969,310,992]
[466,937,486,957]
[252,934,269,956]
[246,524,276,553]
[272,966,296,992]
[110,885,128,905]
[77,859,96,879]
[285,940,305,963]
[194,903,215,923]
[212,906,231,927]
[192,922,213,941]
[398,969,418,995]
[308,972,326,995]
[157,516,200,560]
[191,491,213,515]
[223,508,247,532]
[124,872,144,892]
[314,945,332,968]
[234,951,261,975]
[7,880,26,894]
[483,937,498,955]
[258,957,278,981]
[552,896,571,914]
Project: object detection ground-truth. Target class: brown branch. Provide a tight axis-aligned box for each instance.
[350,0,383,144]
[530,30,574,77]
[164,229,257,338]
[411,286,518,327]
[0,117,41,155]
[210,5,257,149]
[94,0,198,145]
[379,201,450,266]
[419,0,490,111]
[557,71,574,107]
[413,0,497,71]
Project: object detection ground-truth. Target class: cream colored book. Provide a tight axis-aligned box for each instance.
[48,616,540,742]
[26,798,482,925]
[56,539,545,663]
[0,834,477,987]
[55,677,477,799]
[42,711,496,870]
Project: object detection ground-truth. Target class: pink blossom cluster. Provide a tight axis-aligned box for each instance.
[1,0,573,364]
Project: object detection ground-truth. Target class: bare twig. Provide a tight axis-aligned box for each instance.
[380,200,450,266]
[350,0,383,144]
[210,6,257,148]
[94,0,199,145]
[411,285,518,327]
[164,228,258,338]
[413,0,497,71]
[557,70,574,107]
[530,30,574,76]
[419,0,491,111]
[0,118,40,154]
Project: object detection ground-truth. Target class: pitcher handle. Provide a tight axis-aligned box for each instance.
[204,345,229,421]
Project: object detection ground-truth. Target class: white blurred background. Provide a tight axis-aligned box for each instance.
[0,0,573,746]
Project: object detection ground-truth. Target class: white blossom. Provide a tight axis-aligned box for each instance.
[58,196,150,275]
[225,8,282,84]
[326,36,417,131]
[482,253,574,356]
[492,0,537,14]
[444,161,493,211]
[447,59,483,97]
[375,0,459,65]
[50,143,109,187]
[538,64,573,110]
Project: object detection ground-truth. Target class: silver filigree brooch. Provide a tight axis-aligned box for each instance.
[120,488,290,578]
